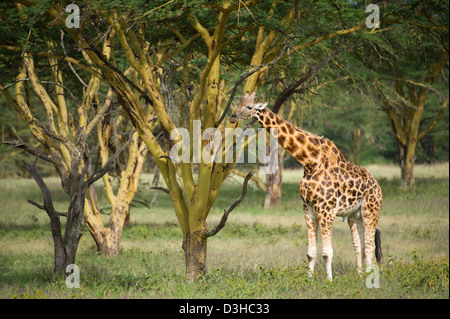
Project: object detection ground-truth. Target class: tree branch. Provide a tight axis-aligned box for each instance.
[272,47,341,114]
[60,30,88,88]
[23,160,59,218]
[2,139,53,163]
[27,199,67,217]
[418,97,449,141]
[83,131,134,188]
[149,186,170,194]
[205,172,252,237]
[83,40,154,107]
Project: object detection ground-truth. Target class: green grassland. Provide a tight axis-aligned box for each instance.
[0,163,448,299]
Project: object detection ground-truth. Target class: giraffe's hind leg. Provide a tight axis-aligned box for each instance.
[361,204,381,271]
[348,212,365,273]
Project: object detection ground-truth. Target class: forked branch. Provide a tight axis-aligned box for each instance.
[205,172,252,237]
[23,160,60,219]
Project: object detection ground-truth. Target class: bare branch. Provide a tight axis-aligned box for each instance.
[0,78,30,91]
[2,139,53,163]
[149,186,170,194]
[60,30,88,88]
[418,97,449,141]
[27,199,67,217]
[83,132,134,188]
[272,47,341,114]
[205,172,252,237]
[23,160,59,218]
[82,36,154,107]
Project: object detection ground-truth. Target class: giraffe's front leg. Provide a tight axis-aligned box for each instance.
[304,205,318,277]
[321,228,334,281]
[318,212,335,281]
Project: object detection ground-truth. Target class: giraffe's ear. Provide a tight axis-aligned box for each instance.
[256,102,267,110]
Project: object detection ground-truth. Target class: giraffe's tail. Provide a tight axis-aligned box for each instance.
[375,228,382,264]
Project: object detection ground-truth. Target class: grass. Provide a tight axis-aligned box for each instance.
[0,163,448,299]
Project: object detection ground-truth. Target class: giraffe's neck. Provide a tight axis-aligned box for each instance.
[254,108,338,174]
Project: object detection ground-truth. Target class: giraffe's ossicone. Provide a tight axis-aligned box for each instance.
[230,92,383,280]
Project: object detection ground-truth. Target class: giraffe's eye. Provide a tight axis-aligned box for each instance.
[247,106,252,109]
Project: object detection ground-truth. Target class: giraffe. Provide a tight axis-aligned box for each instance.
[229,92,383,280]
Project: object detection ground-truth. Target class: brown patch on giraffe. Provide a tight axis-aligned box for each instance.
[309,137,320,146]
[307,144,317,152]
[278,134,286,146]
[323,180,332,188]
[285,137,297,153]
[332,146,339,155]
[288,125,296,135]
[256,114,264,122]
[296,149,307,162]
[307,145,319,159]
[317,185,325,196]
[308,181,317,190]
[326,188,335,200]
[295,132,306,144]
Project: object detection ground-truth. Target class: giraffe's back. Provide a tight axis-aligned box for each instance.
[299,146,382,220]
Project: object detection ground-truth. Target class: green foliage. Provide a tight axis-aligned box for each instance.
[390,253,449,293]
[1,0,448,174]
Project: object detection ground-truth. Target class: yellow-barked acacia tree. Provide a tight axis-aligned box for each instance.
[1,3,159,269]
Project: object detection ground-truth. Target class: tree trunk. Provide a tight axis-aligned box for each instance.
[183,230,207,283]
[85,202,129,257]
[397,140,416,188]
[264,147,283,208]
[24,161,82,275]
[100,230,121,257]
[63,193,85,267]
[103,205,128,257]
[50,216,66,275]
[403,138,417,188]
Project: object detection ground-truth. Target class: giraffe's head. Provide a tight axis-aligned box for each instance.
[229,91,267,123]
